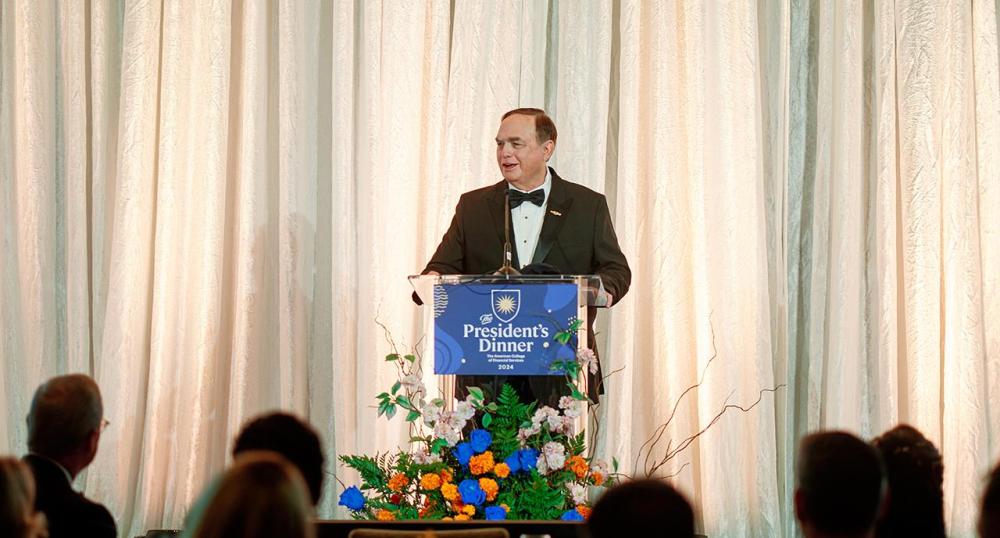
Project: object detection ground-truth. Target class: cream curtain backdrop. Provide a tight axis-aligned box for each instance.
[1,1,998,536]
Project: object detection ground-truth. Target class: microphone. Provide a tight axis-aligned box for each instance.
[494,189,521,276]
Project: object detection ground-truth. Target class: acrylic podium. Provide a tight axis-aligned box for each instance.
[409,273,605,413]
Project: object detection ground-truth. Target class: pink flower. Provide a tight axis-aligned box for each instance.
[577,348,598,374]
[541,442,566,473]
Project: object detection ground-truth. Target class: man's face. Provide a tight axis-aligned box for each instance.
[495,114,554,189]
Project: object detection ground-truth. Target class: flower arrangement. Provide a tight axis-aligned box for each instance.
[337,320,784,522]
[337,322,615,521]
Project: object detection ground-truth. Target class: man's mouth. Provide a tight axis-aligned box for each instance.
[502,163,518,171]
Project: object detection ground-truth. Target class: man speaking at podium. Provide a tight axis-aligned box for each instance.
[418,108,630,405]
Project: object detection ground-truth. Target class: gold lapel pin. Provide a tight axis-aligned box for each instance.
[549,210,562,216]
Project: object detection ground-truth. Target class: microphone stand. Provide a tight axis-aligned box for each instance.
[494,189,521,277]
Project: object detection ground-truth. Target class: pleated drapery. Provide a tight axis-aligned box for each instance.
[2,1,998,536]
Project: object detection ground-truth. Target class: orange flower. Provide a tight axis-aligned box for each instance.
[440,468,454,483]
[420,473,442,490]
[576,505,592,519]
[478,478,499,501]
[493,462,511,478]
[442,516,454,521]
[566,455,589,479]
[462,504,476,516]
[441,482,459,501]
[387,472,409,492]
[469,451,495,475]
[500,503,510,513]
[376,509,396,521]
[455,514,471,521]
[591,472,605,486]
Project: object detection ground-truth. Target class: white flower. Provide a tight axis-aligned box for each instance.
[422,401,444,426]
[577,347,599,374]
[546,413,568,432]
[536,457,550,475]
[542,441,566,471]
[563,400,584,419]
[558,396,575,410]
[532,406,559,428]
[433,421,462,446]
[455,400,476,421]
[400,374,426,400]
[518,425,539,442]
[412,450,442,465]
[568,482,588,505]
[591,459,610,476]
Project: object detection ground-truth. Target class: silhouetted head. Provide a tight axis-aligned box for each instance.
[872,424,945,537]
[232,412,325,505]
[588,478,695,538]
[796,431,885,538]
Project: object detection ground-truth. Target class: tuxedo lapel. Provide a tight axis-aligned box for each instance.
[487,181,520,268]
[532,170,572,265]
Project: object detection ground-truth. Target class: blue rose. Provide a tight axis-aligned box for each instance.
[458,479,486,506]
[338,486,366,511]
[485,506,508,520]
[561,509,585,521]
[504,452,522,474]
[455,442,475,467]
[470,429,493,453]
[518,448,539,472]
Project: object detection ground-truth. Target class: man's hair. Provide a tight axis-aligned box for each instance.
[982,461,1000,538]
[588,478,695,538]
[26,374,103,458]
[189,451,315,538]
[501,108,558,144]
[232,412,325,505]
[872,424,945,537]
[797,431,885,535]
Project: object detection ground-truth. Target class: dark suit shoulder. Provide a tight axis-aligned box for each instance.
[25,455,117,538]
[550,172,607,203]
[457,180,506,204]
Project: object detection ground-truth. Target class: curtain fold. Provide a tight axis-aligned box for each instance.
[2,1,998,536]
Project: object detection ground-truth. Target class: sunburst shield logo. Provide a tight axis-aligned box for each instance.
[491,290,521,322]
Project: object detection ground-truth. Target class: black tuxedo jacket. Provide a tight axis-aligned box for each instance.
[421,169,631,402]
[24,454,117,538]
[423,168,631,300]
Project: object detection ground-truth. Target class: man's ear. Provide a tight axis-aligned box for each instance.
[85,428,101,460]
[543,139,555,161]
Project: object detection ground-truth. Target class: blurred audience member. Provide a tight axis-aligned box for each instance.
[980,461,1000,538]
[588,478,695,538]
[185,451,315,538]
[871,424,945,537]
[232,412,325,505]
[24,374,115,538]
[795,431,885,538]
[0,457,47,538]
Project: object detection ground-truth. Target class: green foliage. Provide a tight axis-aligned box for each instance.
[490,384,534,457]
[516,473,568,520]
[339,454,388,490]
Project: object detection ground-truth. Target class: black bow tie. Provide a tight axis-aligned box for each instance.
[509,189,545,208]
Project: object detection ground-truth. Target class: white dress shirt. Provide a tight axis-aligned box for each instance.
[510,169,551,268]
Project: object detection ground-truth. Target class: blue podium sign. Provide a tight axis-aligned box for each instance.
[433,281,579,376]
